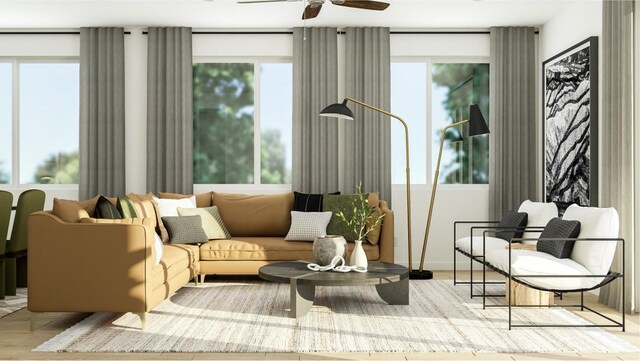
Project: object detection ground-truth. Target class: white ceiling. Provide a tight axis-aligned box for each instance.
[0,0,576,29]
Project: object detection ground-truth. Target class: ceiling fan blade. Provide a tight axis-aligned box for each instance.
[333,0,389,11]
[302,4,323,19]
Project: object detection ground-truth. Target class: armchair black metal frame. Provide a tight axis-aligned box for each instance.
[452,221,545,298]
[479,230,625,331]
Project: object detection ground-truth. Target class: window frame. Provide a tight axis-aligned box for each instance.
[192,56,293,191]
[390,56,490,190]
[0,57,80,191]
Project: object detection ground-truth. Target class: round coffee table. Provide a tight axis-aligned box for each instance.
[259,261,409,318]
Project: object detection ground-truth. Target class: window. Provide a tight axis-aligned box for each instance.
[391,60,489,185]
[432,63,489,184]
[0,60,79,185]
[192,61,292,185]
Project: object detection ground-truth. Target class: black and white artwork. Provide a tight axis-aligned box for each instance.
[543,37,598,214]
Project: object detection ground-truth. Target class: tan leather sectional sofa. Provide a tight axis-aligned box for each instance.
[27,191,394,329]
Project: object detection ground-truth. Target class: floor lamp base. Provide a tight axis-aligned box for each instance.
[409,269,434,280]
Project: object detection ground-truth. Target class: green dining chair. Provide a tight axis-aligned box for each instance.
[5,189,44,296]
[0,191,13,299]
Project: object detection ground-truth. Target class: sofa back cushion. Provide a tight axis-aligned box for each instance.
[563,204,620,276]
[517,200,558,242]
[213,192,293,237]
[52,196,99,222]
[158,192,213,208]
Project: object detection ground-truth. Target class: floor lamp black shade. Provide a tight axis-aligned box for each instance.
[468,104,490,136]
[319,99,354,120]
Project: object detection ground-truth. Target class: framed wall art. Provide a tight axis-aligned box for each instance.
[543,36,598,214]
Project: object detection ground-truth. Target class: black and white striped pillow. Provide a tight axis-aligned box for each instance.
[285,211,333,241]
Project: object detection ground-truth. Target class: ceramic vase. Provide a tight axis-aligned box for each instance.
[313,235,347,266]
[350,240,368,270]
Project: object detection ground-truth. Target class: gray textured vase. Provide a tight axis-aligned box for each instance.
[313,235,348,266]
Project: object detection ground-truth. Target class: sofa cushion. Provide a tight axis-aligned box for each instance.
[127,192,161,236]
[486,249,598,291]
[162,215,208,245]
[116,196,139,218]
[517,200,558,242]
[95,195,122,219]
[153,196,197,242]
[285,211,332,241]
[536,218,581,258]
[52,196,99,222]
[212,192,294,237]
[159,191,213,208]
[178,206,231,240]
[495,211,528,242]
[563,204,620,276]
[293,191,340,212]
[151,244,199,289]
[366,206,384,245]
[199,237,379,261]
[455,236,507,257]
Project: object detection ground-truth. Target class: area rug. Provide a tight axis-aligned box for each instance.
[34,280,638,353]
[0,288,27,319]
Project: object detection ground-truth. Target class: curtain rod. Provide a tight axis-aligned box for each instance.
[140,30,539,35]
[0,31,132,35]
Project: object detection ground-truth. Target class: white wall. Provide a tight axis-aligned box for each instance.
[0,31,492,269]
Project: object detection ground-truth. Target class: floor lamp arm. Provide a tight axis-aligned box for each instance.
[418,120,468,272]
[343,97,412,271]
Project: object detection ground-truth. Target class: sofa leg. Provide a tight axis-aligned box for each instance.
[30,311,39,331]
[199,274,206,284]
[135,312,147,331]
[194,275,199,287]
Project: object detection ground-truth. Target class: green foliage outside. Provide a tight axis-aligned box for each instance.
[193,63,290,185]
[33,151,79,184]
[432,63,490,184]
[0,162,9,183]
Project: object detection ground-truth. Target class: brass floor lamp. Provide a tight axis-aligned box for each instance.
[414,104,490,279]
[319,97,416,273]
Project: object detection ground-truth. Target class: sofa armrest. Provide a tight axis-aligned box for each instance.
[27,211,155,313]
[378,200,394,263]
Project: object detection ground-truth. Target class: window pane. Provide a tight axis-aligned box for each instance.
[0,63,11,184]
[260,63,292,184]
[19,63,79,184]
[193,63,255,184]
[432,63,489,184]
[391,63,427,184]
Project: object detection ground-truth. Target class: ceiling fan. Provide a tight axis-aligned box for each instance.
[237,0,390,20]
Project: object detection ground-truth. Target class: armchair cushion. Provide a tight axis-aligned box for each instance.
[536,218,581,258]
[517,200,558,242]
[455,236,507,257]
[486,249,598,291]
[495,211,528,242]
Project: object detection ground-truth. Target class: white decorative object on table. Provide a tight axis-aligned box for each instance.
[306,256,367,273]
[350,240,368,270]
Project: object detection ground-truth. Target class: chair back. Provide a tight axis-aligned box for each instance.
[0,191,13,255]
[563,204,620,276]
[7,189,45,254]
[517,200,558,242]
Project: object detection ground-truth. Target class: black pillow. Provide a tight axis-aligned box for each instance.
[94,195,122,219]
[293,191,340,212]
[162,215,208,245]
[537,217,581,258]
[495,211,528,242]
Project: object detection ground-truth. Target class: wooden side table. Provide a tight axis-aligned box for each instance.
[505,243,554,306]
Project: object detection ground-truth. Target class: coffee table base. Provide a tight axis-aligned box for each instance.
[289,278,409,319]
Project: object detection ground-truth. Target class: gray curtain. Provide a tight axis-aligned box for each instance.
[488,27,537,220]
[599,0,638,314]
[147,27,193,194]
[292,27,339,193]
[79,27,126,199]
[343,27,391,205]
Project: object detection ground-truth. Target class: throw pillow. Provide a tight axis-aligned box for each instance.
[285,211,333,241]
[52,196,99,222]
[161,215,208,245]
[158,191,213,208]
[495,211,528,242]
[293,191,340,212]
[365,206,384,245]
[126,193,158,230]
[177,206,231,240]
[94,195,122,219]
[116,196,138,218]
[153,232,164,265]
[323,193,369,242]
[537,217,581,258]
[153,196,197,242]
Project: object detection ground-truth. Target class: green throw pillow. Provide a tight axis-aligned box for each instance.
[117,196,139,219]
[323,193,369,242]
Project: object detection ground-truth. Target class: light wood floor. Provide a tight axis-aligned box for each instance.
[0,271,638,361]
